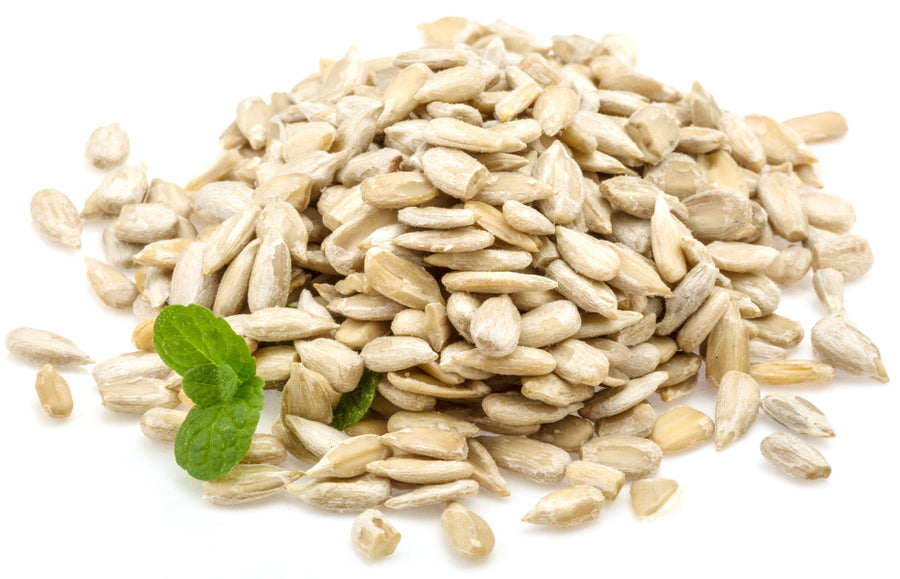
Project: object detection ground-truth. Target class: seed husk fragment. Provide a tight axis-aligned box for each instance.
[522,485,605,527]
[650,406,715,453]
[351,509,401,559]
[630,478,681,519]
[760,432,831,480]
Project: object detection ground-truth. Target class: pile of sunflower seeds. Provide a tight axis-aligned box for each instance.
[13,16,889,560]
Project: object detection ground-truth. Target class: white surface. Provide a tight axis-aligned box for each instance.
[1,1,897,577]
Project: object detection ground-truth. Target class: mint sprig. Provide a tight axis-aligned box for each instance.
[153,304,264,481]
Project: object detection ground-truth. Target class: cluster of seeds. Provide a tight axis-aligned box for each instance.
[11,17,890,560]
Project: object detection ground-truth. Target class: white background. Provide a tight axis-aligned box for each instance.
[1,1,898,577]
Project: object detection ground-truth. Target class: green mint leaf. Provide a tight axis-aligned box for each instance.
[234,375,266,414]
[174,398,262,481]
[329,368,379,431]
[152,304,256,383]
[182,363,239,407]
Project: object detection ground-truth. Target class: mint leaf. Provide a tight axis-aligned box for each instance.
[153,304,256,383]
[182,363,239,407]
[153,304,265,481]
[174,399,261,481]
[329,368,379,431]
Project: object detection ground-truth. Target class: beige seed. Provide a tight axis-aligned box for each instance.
[285,474,392,512]
[704,301,750,388]
[530,415,595,452]
[5,327,93,367]
[762,393,835,438]
[33,364,73,418]
[464,438,510,497]
[748,313,805,349]
[749,360,835,385]
[749,340,789,365]
[650,195,687,284]
[502,200,556,236]
[394,227,495,254]
[783,111,848,143]
[351,509,401,559]
[549,338,610,387]
[86,164,149,217]
[423,117,526,153]
[364,247,445,310]
[656,262,718,336]
[203,464,303,505]
[92,351,170,386]
[366,457,474,485]
[450,346,557,377]
[811,313,888,383]
[385,479,479,510]
[305,434,391,479]
[295,338,363,394]
[85,122,130,168]
[476,434,571,484]
[240,434,287,466]
[760,432,831,480]
[381,427,468,461]
[482,392,582,427]
[246,230,291,312]
[469,294,521,358]
[650,406,715,453]
[360,337,437,373]
[682,188,754,242]
[441,501,495,559]
[812,267,845,315]
[283,414,349,460]
[518,300,582,349]
[657,375,697,403]
[801,192,856,234]
[625,105,680,164]
[521,373,594,408]
[522,485,605,527]
[30,188,83,248]
[398,207,476,230]
[139,407,187,441]
[594,403,656,439]
[360,171,439,209]
[98,377,180,413]
[84,257,139,309]
[544,259,618,317]
[327,294,406,322]
[425,249,533,272]
[443,271,558,294]
[580,435,663,479]
[555,226,621,282]
[281,362,338,424]
[473,172,556,205]
[810,234,874,281]
[766,245,813,285]
[420,146,490,200]
[630,478,681,519]
[232,307,338,342]
[746,113,818,166]
[580,372,668,421]
[714,371,761,451]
